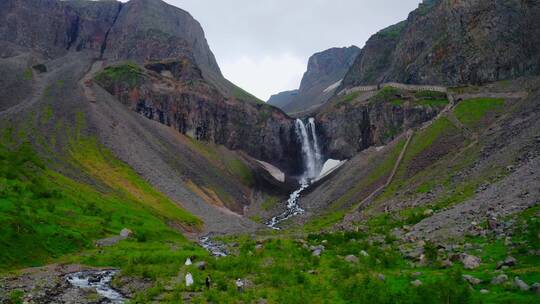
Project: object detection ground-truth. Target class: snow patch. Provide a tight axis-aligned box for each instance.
[256,160,285,182]
[315,159,346,181]
[323,79,343,93]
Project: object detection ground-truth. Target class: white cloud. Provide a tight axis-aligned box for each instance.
[221,53,306,101]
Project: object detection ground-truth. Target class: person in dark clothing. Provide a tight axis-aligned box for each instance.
[205,276,211,289]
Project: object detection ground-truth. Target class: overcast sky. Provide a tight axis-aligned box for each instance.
[157,0,422,100]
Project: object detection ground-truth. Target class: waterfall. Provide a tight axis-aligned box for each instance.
[295,118,322,181]
[267,117,323,230]
[308,117,322,174]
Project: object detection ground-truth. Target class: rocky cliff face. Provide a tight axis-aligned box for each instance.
[95,60,302,174]
[0,0,299,171]
[268,46,360,114]
[341,0,540,88]
[267,89,298,109]
[103,0,222,80]
[316,89,443,159]
[0,0,251,101]
[0,0,121,57]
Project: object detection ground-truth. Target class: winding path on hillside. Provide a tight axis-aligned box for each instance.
[352,129,414,212]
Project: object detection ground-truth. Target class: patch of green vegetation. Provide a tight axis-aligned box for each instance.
[371,86,400,104]
[171,230,521,304]
[329,139,406,213]
[69,136,201,228]
[23,68,32,81]
[185,136,255,187]
[213,186,234,208]
[261,195,280,211]
[378,117,456,200]
[40,105,53,125]
[403,118,453,165]
[390,99,404,107]
[454,98,505,127]
[8,290,23,304]
[302,139,407,232]
[415,99,448,107]
[70,232,205,281]
[414,90,447,100]
[224,157,254,187]
[249,215,264,224]
[365,206,431,235]
[95,62,144,88]
[231,83,264,104]
[0,129,200,271]
[336,91,360,106]
[377,21,406,39]
[413,91,448,107]
[301,210,347,233]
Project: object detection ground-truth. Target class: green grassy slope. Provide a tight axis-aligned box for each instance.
[0,126,201,271]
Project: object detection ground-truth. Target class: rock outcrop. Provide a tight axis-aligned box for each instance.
[316,89,442,159]
[95,60,302,174]
[267,89,298,109]
[268,46,360,114]
[341,0,540,89]
[102,0,222,81]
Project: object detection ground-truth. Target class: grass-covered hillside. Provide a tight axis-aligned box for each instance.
[0,123,201,271]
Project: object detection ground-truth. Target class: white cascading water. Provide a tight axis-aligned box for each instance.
[308,117,323,175]
[295,119,317,181]
[267,118,323,229]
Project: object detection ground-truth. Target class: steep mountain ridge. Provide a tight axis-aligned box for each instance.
[102,0,222,81]
[268,46,360,114]
[0,0,296,236]
[266,89,298,109]
[341,0,540,89]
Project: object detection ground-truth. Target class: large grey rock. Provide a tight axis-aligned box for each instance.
[311,245,325,257]
[463,275,482,285]
[514,277,529,291]
[532,282,540,294]
[491,274,508,285]
[345,255,359,263]
[496,256,517,269]
[460,254,481,269]
[119,228,133,238]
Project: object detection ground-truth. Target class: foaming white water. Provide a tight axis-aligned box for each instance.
[66,270,125,303]
[267,181,308,230]
[295,118,323,181]
[308,117,323,174]
[295,119,317,180]
[267,118,323,229]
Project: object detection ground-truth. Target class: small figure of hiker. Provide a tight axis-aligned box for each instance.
[236,278,244,292]
[205,275,211,289]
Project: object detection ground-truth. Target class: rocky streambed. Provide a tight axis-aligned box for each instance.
[66,270,125,303]
[200,235,229,257]
[0,265,135,304]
